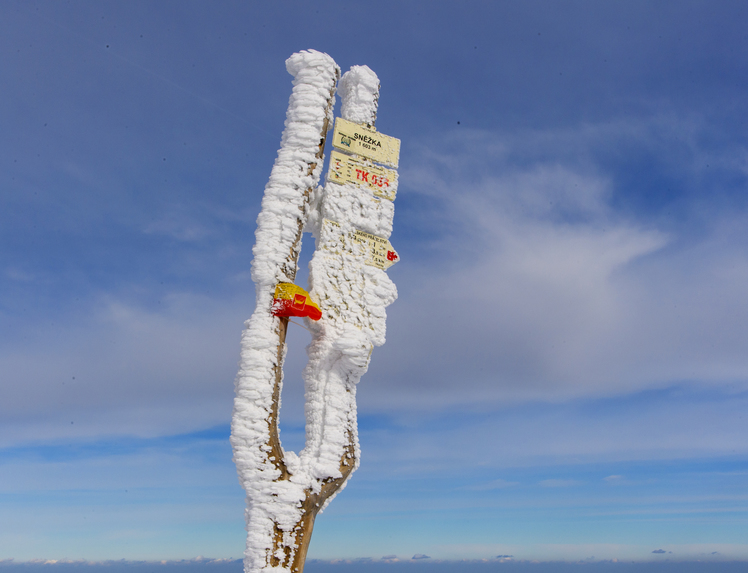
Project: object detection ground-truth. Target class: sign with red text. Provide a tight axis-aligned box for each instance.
[328,150,397,201]
[331,118,400,168]
[352,229,399,270]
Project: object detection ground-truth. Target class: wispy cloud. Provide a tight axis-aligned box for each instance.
[367,115,748,412]
[0,293,249,445]
[463,479,519,491]
[538,479,583,488]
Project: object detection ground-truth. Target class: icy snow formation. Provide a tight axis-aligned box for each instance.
[337,65,380,126]
[231,53,398,573]
[302,63,397,497]
[231,50,339,573]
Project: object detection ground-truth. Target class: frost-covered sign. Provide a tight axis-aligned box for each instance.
[321,219,399,270]
[353,229,399,269]
[231,51,400,573]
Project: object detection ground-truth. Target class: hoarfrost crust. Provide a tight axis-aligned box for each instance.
[231,50,339,573]
[251,50,339,287]
[301,65,397,511]
[231,55,397,573]
[338,65,380,126]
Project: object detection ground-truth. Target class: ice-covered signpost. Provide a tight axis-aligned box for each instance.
[231,50,400,573]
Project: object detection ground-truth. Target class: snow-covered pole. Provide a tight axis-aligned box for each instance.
[231,53,399,573]
[231,50,339,573]
[300,64,397,504]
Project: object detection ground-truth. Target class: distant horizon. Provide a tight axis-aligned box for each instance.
[3,557,748,572]
[2,556,746,565]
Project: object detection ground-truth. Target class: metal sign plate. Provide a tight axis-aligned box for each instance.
[322,219,399,270]
[327,150,398,201]
[331,118,400,168]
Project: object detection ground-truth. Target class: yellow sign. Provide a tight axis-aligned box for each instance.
[322,219,399,270]
[328,150,398,201]
[331,118,400,168]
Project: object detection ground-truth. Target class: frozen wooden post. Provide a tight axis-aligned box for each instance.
[231,51,399,573]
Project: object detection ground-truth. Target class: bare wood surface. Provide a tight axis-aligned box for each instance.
[287,428,357,573]
[266,316,290,479]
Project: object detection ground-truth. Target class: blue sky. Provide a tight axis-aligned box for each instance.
[2,0,748,565]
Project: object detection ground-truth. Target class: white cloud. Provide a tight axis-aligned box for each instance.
[464,479,519,491]
[359,385,748,474]
[143,213,214,242]
[434,543,748,561]
[5,114,748,451]
[360,117,748,411]
[538,479,583,488]
[5,268,36,282]
[0,293,252,445]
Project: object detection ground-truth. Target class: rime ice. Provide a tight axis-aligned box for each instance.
[231,53,398,573]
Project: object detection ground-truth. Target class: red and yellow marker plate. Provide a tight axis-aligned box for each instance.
[271,283,322,321]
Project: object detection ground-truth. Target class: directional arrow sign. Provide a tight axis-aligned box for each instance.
[352,229,399,270]
[322,219,400,270]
